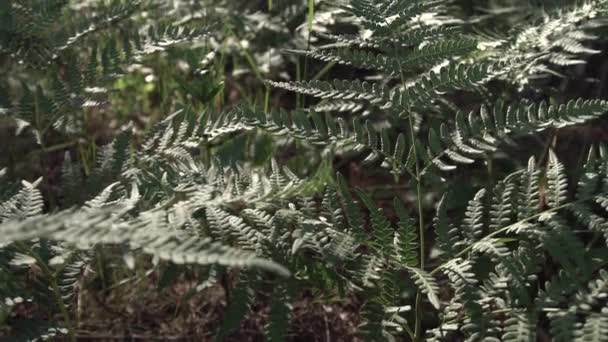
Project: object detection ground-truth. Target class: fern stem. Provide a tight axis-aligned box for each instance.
[407,113,425,341]
[403,322,416,341]
[96,246,107,290]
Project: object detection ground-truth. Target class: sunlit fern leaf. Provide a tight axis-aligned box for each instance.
[267,79,392,108]
[387,26,462,49]
[314,100,365,114]
[480,253,531,308]
[241,208,274,237]
[320,228,359,264]
[392,197,418,267]
[574,269,608,314]
[84,182,123,209]
[483,0,608,88]
[575,313,608,342]
[0,207,290,276]
[489,173,517,233]
[206,207,264,253]
[441,258,497,338]
[424,99,608,173]
[357,254,384,288]
[348,0,445,35]
[517,157,541,220]
[461,188,486,244]
[502,311,537,342]
[57,0,142,51]
[0,178,43,222]
[345,0,386,33]
[288,38,477,77]
[406,266,440,309]
[55,252,87,308]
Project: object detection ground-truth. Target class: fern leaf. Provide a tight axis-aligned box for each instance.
[406,266,440,309]
[336,173,366,241]
[433,194,458,258]
[393,197,418,267]
[216,273,253,340]
[546,151,568,208]
[502,311,537,342]
[266,284,291,342]
[355,189,393,252]
[267,79,391,108]
[575,313,608,342]
[462,189,486,243]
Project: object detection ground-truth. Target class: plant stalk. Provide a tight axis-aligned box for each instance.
[407,114,425,341]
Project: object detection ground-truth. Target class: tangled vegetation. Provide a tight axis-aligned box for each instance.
[1,0,608,341]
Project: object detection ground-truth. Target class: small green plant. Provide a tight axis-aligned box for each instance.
[1,0,608,341]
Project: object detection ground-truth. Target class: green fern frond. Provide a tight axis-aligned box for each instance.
[406,266,440,310]
[549,311,577,342]
[423,99,608,173]
[266,284,291,342]
[288,38,477,76]
[336,173,366,242]
[355,189,393,252]
[0,205,290,276]
[433,194,458,259]
[0,178,44,223]
[267,79,391,108]
[502,311,537,342]
[462,188,486,244]
[392,197,418,267]
[575,313,608,342]
[216,272,254,340]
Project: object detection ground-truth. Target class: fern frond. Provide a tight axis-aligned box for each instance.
[355,189,393,252]
[392,197,418,267]
[424,99,608,173]
[266,284,291,342]
[288,38,477,76]
[216,273,254,340]
[462,189,486,244]
[336,173,366,241]
[406,266,440,310]
[0,178,44,223]
[502,311,537,342]
[575,313,608,342]
[0,206,289,276]
[268,79,392,108]
[433,194,459,259]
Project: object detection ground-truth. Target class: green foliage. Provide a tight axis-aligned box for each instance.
[2,0,608,340]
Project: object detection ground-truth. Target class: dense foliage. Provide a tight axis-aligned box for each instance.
[1,0,608,341]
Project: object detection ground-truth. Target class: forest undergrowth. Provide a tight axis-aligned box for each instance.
[2,0,608,341]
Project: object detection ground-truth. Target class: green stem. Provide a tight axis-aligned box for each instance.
[407,114,425,341]
[403,322,416,341]
[96,246,107,291]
